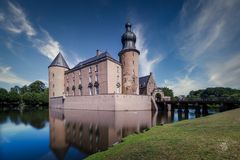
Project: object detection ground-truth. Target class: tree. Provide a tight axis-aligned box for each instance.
[29,80,46,93]
[0,88,8,107]
[20,85,29,95]
[161,87,174,98]
[155,93,161,102]
[186,87,240,101]
[7,91,21,106]
[10,86,21,94]
[22,92,33,106]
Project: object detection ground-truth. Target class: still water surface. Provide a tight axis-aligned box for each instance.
[0,108,217,160]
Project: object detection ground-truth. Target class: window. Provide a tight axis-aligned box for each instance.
[116,87,120,93]
[53,92,55,96]
[89,87,92,95]
[95,74,98,82]
[79,89,82,96]
[95,65,98,72]
[133,61,134,65]
[117,75,119,82]
[89,67,92,73]
[117,66,119,73]
[80,77,82,84]
[95,87,99,95]
[52,73,54,77]
[89,76,92,82]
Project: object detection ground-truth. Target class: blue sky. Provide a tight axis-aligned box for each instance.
[0,0,239,95]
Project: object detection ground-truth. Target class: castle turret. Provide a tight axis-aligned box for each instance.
[48,53,69,98]
[119,22,140,95]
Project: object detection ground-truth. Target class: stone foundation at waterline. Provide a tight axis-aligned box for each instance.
[50,94,157,111]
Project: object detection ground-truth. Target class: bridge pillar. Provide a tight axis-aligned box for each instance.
[171,103,175,111]
[178,110,183,121]
[202,104,208,115]
[177,103,182,113]
[167,104,172,111]
[195,103,201,116]
[184,104,189,113]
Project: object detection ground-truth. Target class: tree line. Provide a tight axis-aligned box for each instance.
[186,87,240,101]
[156,87,240,102]
[0,80,48,110]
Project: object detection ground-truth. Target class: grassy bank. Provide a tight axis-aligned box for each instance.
[87,108,240,160]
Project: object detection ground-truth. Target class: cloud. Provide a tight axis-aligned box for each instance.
[0,1,80,67]
[207,53,240,87]
[161,76,205,96]
[0,13,4,22]
[134,24,163,76]
[0,1,36,37]
[0,66,31,86]
[167,0,240,95]
[32,29,63,60]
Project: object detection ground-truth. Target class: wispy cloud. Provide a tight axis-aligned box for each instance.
[134,24,163,76]
[0,13,4,22]
[161,76,205,96]
[207,53,240,87]
[0,1,77,66]
[166,0,240,95]
[0,1,36,37]
[0,66,31,86]
[32,28,63,60]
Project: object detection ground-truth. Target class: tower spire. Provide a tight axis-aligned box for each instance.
[119,22,140,55]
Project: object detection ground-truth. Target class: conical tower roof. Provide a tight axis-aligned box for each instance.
[48,53,69,69]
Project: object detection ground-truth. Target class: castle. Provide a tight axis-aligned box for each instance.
[48,22,158,111]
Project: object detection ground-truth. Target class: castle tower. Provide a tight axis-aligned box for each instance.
[119,22,140,95]
[48,53,69,98]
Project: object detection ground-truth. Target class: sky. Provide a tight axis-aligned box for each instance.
[0,0,240,95]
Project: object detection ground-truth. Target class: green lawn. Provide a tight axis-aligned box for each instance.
[87,108,240,160]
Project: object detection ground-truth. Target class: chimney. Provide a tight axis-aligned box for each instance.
[96,49,101,56]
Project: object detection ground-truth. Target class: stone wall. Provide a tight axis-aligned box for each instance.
[50,94,154,111]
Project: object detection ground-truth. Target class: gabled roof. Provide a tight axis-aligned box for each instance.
[48,53,69,69]
[67,52,121,72]
[139,75,150,88]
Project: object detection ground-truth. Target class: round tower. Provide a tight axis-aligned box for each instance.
[48,53,69,98]
[119,22,140,95]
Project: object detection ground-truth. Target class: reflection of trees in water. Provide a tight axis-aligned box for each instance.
[0,112,8,124]
[1,110,49,129]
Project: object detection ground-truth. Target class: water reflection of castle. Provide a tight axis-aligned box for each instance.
[49,109,157,159]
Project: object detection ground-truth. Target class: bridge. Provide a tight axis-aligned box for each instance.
[156,99,240,115]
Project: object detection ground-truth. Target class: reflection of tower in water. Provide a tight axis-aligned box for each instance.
[49,109,69,160]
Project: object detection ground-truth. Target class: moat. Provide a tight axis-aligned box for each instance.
[0,107,220,160]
